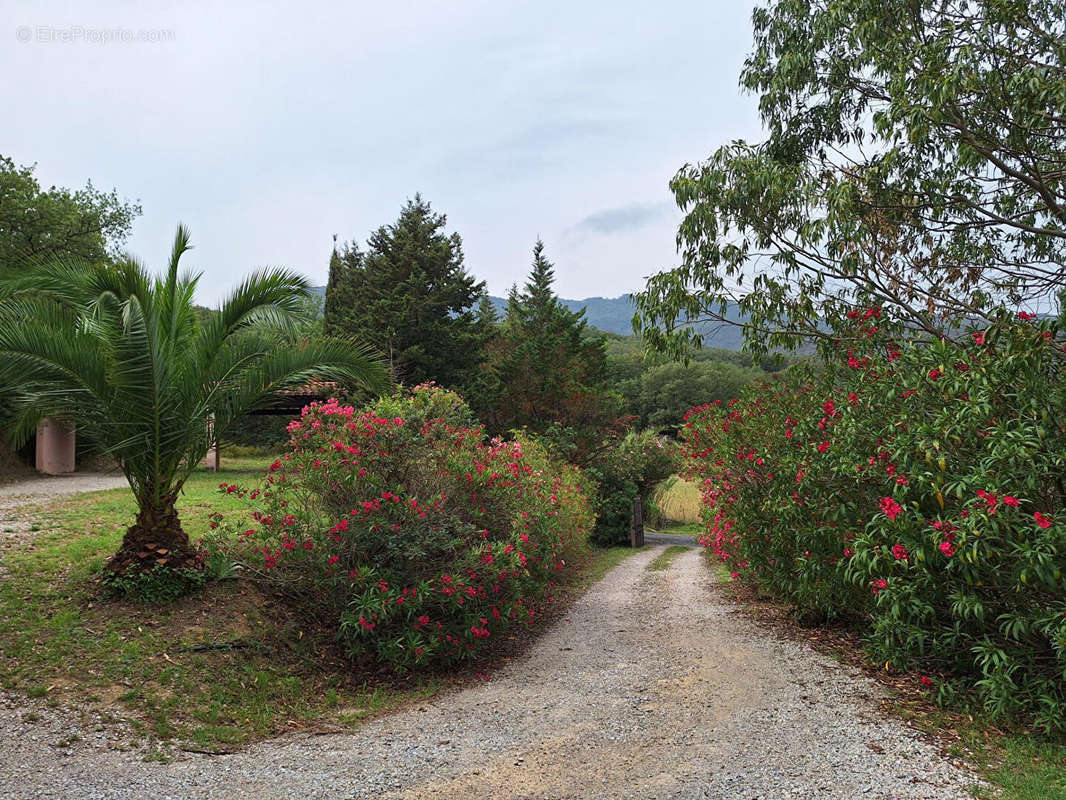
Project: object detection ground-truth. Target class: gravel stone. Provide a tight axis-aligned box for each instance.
[0,544,981,799]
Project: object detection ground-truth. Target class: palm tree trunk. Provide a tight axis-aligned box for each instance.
[107,493,200,576]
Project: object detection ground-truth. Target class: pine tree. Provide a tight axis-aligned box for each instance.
[323,236,363,337]
[486,239,622,461]
[323,196,492,389]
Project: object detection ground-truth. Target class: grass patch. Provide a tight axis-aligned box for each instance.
[0,463,435,748]
[652,475,702,524]
[647,545,690,571]
[654,521,703,537]
[978,736,1066,800]
[889,704,1066,800]
[578,546,640,585]
[0,471,637,749]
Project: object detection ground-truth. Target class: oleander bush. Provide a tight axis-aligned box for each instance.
[682,309,1066,733]
[211,384,595,669]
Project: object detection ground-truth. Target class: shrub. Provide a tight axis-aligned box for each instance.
[586,431,675,546]
[682,309,1066,732]
[211,384,594,670]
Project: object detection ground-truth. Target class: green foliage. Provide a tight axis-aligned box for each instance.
[323,195,493,391]
[215,386,595,670]
[0,225,387,569]
[683,308,1066,732]
[634,0,1066,357]
[0,154,140,269]
[480,239,626,461]
[604,335,779,431]
[637,360,765,432]
[102,563,207,604]
[587,431,675,546]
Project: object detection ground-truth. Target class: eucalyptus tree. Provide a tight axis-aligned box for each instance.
[635,0,1066,356]
[0,225,387,584]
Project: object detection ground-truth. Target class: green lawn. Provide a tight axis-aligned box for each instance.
[0,464,637,750]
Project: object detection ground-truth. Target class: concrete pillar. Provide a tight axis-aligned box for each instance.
[200,414,220,471]
[36,418,76,475]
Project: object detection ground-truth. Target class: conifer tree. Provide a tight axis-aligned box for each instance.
[486,239,622,461]
[323,236,362,337]
[324,196,492,389]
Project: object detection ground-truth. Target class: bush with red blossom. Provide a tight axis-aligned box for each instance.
[682,309,1066,733]
[210,384,594,669]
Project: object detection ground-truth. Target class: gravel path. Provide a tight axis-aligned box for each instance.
[0,545,980,799]
[0,472,128,562]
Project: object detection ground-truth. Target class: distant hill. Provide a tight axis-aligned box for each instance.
[309,287,747,350]
[491,295,747,349]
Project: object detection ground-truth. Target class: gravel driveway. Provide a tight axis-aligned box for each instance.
[0,545,979,799]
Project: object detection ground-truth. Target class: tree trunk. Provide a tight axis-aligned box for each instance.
[107,494,200,576]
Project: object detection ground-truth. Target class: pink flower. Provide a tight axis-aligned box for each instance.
[879,497,903,520]
[939,541,955,557]
[972,331,986,346]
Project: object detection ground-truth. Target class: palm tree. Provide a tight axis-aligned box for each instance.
[0,225,387,578]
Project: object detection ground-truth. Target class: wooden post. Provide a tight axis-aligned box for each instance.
[629,495,645,548]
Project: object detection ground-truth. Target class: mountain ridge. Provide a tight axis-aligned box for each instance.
[309,287,746,349]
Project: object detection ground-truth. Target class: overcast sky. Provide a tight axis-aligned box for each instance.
[2,0,762,305]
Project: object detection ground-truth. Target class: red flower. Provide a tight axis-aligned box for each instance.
[1017,311,1036,321]
[891,543,909,561]
[939,541,955,557]
[816,441,830,453]
[920,675,933,687]
[928,369,941,381]
[972,331,986,346]
[879,497,902,520]
[1003,495,1020,508]
[1034,512,1053,530]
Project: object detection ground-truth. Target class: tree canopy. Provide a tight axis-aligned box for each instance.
[324,196,492,390]
[0,155,140,268]
[482,240,624,461]
[635,0,1066,356]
